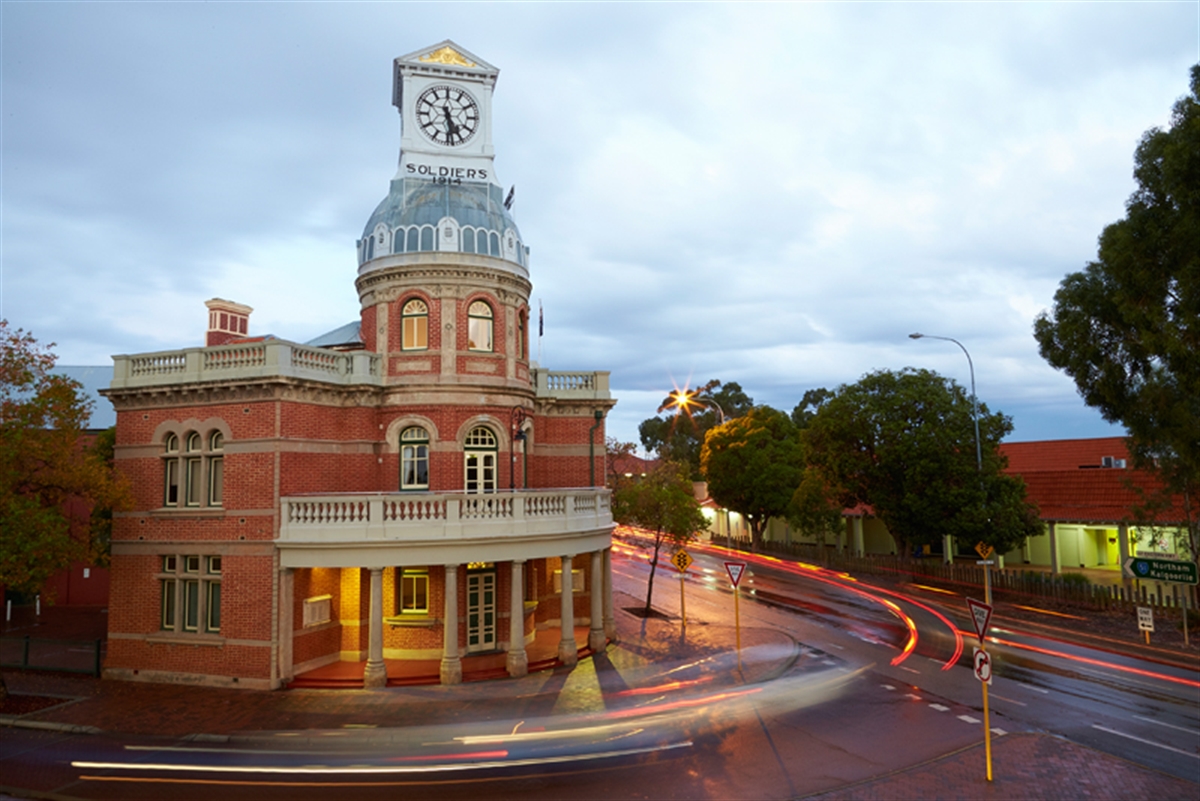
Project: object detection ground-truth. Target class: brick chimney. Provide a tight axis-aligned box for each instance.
[205,298,253,347]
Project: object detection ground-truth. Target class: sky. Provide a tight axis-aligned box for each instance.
[2,2,1197,448]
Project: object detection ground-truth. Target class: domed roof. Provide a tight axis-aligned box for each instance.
[359,177,527,271]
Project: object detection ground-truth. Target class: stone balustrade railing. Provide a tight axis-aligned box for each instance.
[278,489,612,546]
[110,341,382,389]
[533,369,610,399]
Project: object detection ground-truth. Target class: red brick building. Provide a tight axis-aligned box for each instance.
[101,41,616,689]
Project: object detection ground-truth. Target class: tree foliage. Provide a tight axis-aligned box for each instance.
[638,380,753,479]
[802,369,1041,558]
[611,461,708,615]
[0,321,131,596]
[1034,64,1200,562]
[701,406,805,553]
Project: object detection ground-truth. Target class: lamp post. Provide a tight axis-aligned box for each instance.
[668,390,726,423]
[909,333,985,582]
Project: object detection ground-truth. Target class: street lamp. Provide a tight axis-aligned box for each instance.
[909,333,988,588]
[668,389,726,423]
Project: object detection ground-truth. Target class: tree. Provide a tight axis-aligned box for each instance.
[611,461,708,615]
[1034,64,1200,565]
[803,368,1042,558]
[701,406,805,553]
[0,321,131,597]
[605,437,640,487]
[791,387,833,429]
[638,380,753,479]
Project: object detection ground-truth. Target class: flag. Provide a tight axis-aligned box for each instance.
[504,185,515,210]
[538,301,543,337]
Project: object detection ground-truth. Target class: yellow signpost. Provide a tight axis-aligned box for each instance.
[967,598,995,782]
[672,550,693,631]
[725,562,746,671]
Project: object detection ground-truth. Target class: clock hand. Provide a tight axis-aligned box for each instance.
[442,105,460,141]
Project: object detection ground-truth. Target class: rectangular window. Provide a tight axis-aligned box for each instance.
[402,316,428,350]
[161,579,176,630]
[165,460,179,506]
[207,556,222,574]
[185,555,201,573]
[185,458,202,506]
[400,572,429,614]
[468,317,493,351]
[209,457,223,506]
[164,555,178,572]
[206,582,221,633]
[401,444,429,489]
[184,580,200,631]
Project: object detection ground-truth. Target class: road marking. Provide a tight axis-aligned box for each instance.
[827,643,845,650]
[929,704,949,712]
[1132,715,1200,735]
[821,660,838,666]
[904,694,923,701]
[899,666,920,675]
[1019,683,1049,694]
[991,728,1007,736]
[881,684,895,690]
[958,715,980,724]
[1092,725,1200,759]
[989,693,1026,707]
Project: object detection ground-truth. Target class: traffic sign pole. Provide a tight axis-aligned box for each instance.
[982,666,993,782]
[680,573,687,634]
[724,562,747,673]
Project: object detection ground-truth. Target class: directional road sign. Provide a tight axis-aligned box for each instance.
[671,550,693,573]
[725,562,746,588]
[967,598,993,643]
[1122,556,1198,585]
[973,647,992,683]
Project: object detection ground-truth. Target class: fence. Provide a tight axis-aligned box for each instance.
[0,636,105,676]
[720,536,1199,614]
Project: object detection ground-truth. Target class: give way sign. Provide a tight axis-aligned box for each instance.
[967,598,993,643]
[725,562,746,588]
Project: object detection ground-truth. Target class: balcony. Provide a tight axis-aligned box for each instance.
[277,489,614,569]
[108,340,610,401]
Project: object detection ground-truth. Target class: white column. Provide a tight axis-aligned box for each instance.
[441,564,462,684]
[558,554,578,666]
[507,560,528,678]
[589,550,605,652]
[943,535,954,565]
[1049,522,1061,575]
[852,517,865,557]
[363,567,386,688]
[1117,524,1131,587]
[603,547,615,640]
[278,568,295,685]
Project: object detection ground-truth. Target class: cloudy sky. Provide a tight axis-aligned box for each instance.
[2,2,1196,448]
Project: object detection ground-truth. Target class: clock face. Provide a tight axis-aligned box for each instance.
[415,84,480,147]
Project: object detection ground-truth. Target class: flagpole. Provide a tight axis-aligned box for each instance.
[538,300,543,365]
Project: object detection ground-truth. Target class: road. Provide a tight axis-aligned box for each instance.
[1,537,1196,799]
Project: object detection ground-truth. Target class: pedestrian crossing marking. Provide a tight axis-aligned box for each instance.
[929,704,949,711]
[958,715,980,724]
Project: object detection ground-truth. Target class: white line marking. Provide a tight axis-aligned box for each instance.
[929,704,949,712]
[904,694,923,701]
[1092,725,1200,759]
[899,666,920,675]
[958,715,980,724]
[990,694,1026,707]
[1019,683,1049,694]
[1132,715,1200,735]
[881,684,895,690]
[821,660,837,666]
[990,728,1007,736]
[827,643,845,650]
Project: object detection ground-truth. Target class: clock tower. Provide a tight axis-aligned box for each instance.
[393,40,500,187]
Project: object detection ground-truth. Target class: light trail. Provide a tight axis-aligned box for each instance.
[983,635,1200,688]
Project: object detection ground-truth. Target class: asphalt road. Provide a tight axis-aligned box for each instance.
[1,539,1197,799]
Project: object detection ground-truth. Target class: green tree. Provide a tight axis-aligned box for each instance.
[1034,64,1200,564]
[791,387,833,429]
[638,380,753,479]
[0,321,131,597]
[611,461,708,615]
[701,406,805,553]
[803,369,1041,558]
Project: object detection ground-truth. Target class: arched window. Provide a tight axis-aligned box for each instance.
[185,433,203,507]
[209,432,224,506]
[489,232,501,257]
[462,228,476,254]
[468,301,493,352]
[406,228,419,253]
[401,299,428,350]
[164,434,180,506]
[463,426,497,494]
[420,226,434,252]
[400,427,430,490]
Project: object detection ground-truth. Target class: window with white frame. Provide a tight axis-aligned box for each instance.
[467,301,493,352]
[464,426,497,494]
[397,569,430,614]
[401,299,428,350]
[163,429,225,509]
[160,554,222,634]
[400,426,430,490]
